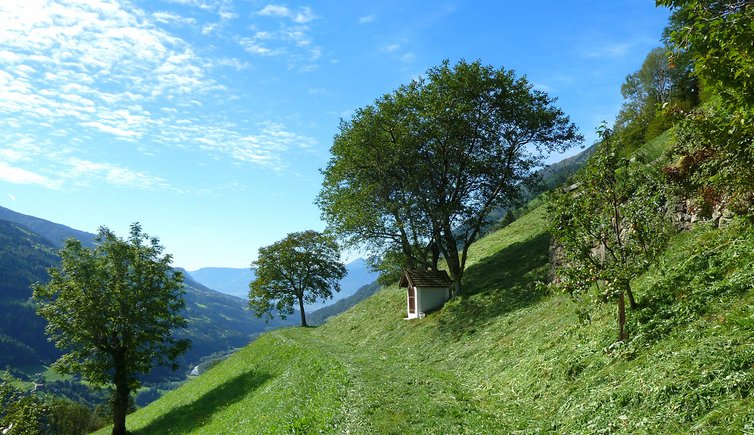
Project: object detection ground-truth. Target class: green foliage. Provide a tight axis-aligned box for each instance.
[0,220,60,366]
[664,101,754,216]
[659,0,754,216]
[319,59,581,295]
[48,396,107,435]
[0,213,293,410]
[249,230,346,327]
[548,125,672,340]
[1,375,105,435]
[43,379,110,409]
[660,0,754,106]
[32,223,190,435]
[615,46,698,147]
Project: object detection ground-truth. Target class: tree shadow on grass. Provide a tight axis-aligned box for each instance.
[436,232,551,340]
[132,370,272,434]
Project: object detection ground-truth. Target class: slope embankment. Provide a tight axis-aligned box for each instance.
[112,203,754,433]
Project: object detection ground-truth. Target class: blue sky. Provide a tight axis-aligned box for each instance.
[0,0,669,270]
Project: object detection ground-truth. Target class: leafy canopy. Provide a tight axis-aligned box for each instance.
[319,59,581,295]
[659,0,754,105]
[615,46,698,146]
[249,230,346,327]
[32,223,189,434]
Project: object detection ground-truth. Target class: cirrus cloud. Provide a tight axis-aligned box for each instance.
[0,0,318,193]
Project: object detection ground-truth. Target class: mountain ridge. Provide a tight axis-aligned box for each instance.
[0,209,295,379]
[0,205,96,248]
[188,257,378,310]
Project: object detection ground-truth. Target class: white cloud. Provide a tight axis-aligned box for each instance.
[383,44,400,53]
[292,7,316,24]
[161,0,232,14]
[258,4,290,17]
[202,22,220,35]
[239,38,281,56]
[8,193,16,202]
[152,11,197,25]
[359,14,375,24]
[209,57,250,71]
[0,0,219,137]
[400,52,416,62]
[0,161,60,189]
[239,23,321,69]
[80,121,141,139]
[0,0,312,194]
[66,158,170,190]
[257,5,316,23]
[154,120,316,171]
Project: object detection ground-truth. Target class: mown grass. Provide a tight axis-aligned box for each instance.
[95,332,349,434]
[117,201,754,433]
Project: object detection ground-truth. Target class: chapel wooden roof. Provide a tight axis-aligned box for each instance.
[399,269,453,288]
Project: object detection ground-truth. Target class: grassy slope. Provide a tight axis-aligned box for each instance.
[114,182,754,433]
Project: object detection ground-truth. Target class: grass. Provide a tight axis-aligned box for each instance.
[114,202,754,433]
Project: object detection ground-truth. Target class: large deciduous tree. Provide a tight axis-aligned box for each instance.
[249,230,347,327]
[32,224,189,435]
[319,59,581,296]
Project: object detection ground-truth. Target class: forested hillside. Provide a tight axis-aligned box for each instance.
[0,213,297,431]
[0,215,293,376]
[0,220,60,366]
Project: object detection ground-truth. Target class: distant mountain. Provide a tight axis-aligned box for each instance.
[188,257,378,310]
[0,219,61,366]
[0,205,96,248]
[537,145,594,191]
[337,258,375,296]
[187,267,255,299]
[308,280,382,326]
[0,209,296,377]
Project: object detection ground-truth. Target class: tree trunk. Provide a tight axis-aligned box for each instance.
[626,282,637,310]
[617,290,627,342]
[112,359,130,435]
[453,280,462,299]
[298,296,308,327]
[441,224,463,298]
[430,240,440,270]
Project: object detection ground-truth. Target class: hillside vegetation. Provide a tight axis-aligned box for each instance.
[110,193,754,432]
[14,2,754,432]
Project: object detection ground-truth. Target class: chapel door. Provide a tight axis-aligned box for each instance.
[408,286,415,313]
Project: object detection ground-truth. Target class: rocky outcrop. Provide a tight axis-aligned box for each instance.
[672,198,734,230]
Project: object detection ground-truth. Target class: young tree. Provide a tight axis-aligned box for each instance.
[32,224,189,435]
[549,125,671,341]
[319,59,581,296]
[249,230,347,327]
